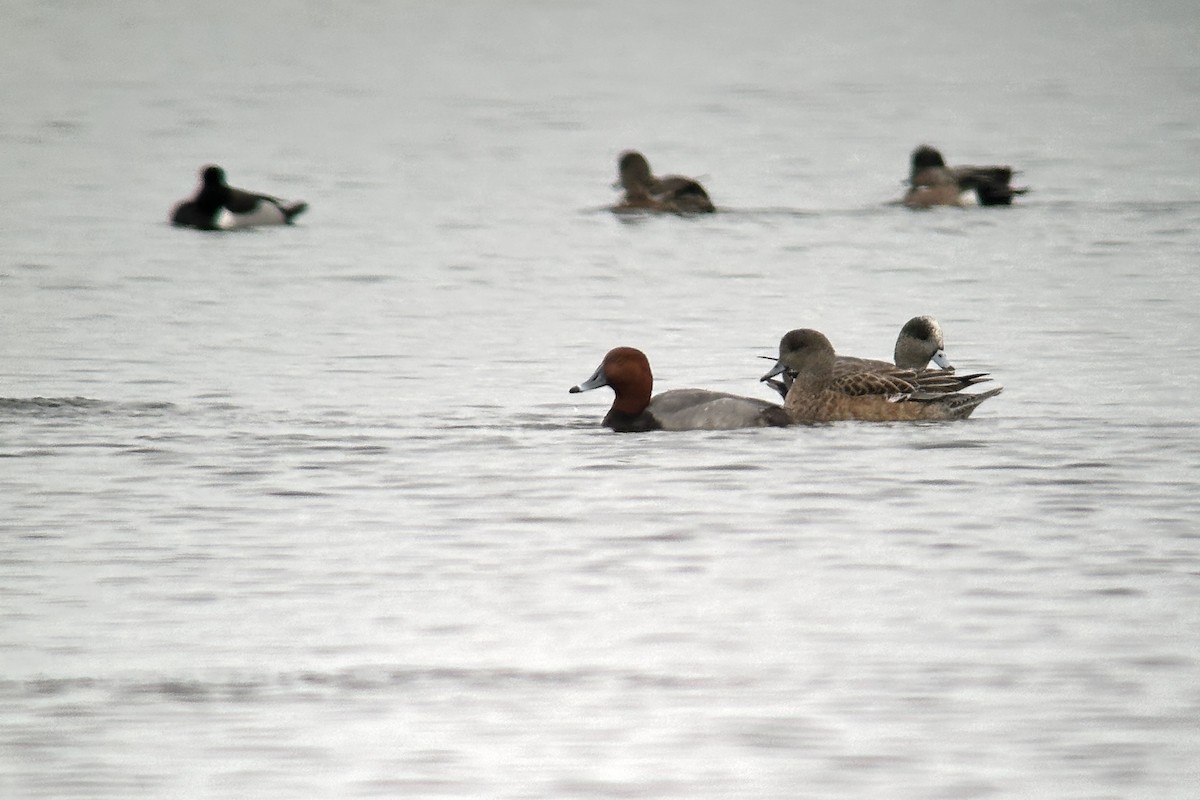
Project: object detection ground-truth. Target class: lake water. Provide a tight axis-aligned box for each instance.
[2,2,1199,798]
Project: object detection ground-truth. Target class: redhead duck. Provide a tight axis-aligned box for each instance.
[171,165,308,230]
[903,145,1027,208]
[613,151,715,214]
[761,329,1002,422]
[762,316,989,399]
[570,346,787,431]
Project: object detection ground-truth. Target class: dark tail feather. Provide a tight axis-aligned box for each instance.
[280,201,308,223]
[953,165,1028,206]
[951,372,992,389]
[949,386,1003,418]
[976,184,1028,206]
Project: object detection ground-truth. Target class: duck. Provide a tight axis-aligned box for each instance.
[761,329,1002,423]
[170,165,308,230]
[612,151,715,214]
[762,316,989,400]
[903,145,1027,208]
[570,346,787,431]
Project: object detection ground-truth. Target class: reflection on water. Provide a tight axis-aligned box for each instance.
[2,1,1200,798]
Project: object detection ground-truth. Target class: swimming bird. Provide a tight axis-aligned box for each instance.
[570,346,787,431]
[170,165,308,230]
[612,151,715,214]
[761,329,1002,422]
[904,145,1027,208]
[762,316,989,399]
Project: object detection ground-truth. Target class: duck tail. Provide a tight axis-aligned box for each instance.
[950,386,1004,418]
[952,372,992,389]
[280,201,308,223]
[955,166,1028,206]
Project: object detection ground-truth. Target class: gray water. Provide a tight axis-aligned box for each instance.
[3,2,1200,798]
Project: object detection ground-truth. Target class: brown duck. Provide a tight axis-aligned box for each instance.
[761,329,1002,422]
[613,151,715,214]
[904,145,1027,208]
[762,316,990,399]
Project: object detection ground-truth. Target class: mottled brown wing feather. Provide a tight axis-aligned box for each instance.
[651,176,714,212]
[911,371,974,394]
[832,356,894,376]
[829,370,919,397]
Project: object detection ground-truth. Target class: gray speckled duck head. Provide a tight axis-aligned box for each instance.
[761,329,837,385]
[895,315,952,370]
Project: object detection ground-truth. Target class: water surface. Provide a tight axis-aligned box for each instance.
[2,2,1199,798]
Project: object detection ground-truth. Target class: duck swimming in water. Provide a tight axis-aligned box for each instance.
[761,329,1002,423]
[762,316,989,399]
[171,165,308,230]
[571,346,786,431]
[612,151,715,214]
[903,145,1027,208]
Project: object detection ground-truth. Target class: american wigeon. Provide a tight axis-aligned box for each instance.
[904,145,1027,208]
[612,151,715,214]
[171,165,308,230]
[761,329,1002,422]
[571,346,786,432]
[763,316,989,399]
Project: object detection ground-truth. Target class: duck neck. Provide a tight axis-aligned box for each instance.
[609,376,651,418]
[623,183,655,203]
[792,370,829,395]
[602,408,660,432]
[894,338,922,370]
[196,183,229,213]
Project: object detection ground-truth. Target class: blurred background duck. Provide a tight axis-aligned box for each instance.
[903,145,1027,208]
[612,151,715,214]
[171,165,308,230]
[761,328,1002,422]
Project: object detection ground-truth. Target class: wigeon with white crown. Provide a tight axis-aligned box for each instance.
[761,329,1002,423]
[762,316,990,399]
